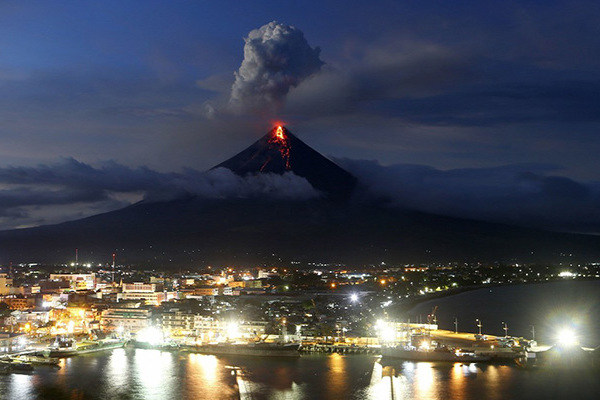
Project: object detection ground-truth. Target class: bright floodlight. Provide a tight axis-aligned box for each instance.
[381,327,395,343]
[556,328,577,346]
[227,322,239,339]
[137,327,163,346]
[350,294,358,302]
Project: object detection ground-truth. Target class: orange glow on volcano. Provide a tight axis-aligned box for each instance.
[275,125,285,140]
[268,125,292,170]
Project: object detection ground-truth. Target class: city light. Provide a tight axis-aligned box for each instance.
[350,293,358,302]
[558,271,575,278]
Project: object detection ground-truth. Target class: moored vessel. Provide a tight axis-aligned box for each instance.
[187,341,301,357]
[382,344,490,362]
[48,336,126,357]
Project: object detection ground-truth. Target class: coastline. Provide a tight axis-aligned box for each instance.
[392,277,600,316]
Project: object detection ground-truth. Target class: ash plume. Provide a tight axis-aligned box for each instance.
[229,21,324,114]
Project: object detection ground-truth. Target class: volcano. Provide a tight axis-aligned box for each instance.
[1,126,600,268]
[214,126,356,201]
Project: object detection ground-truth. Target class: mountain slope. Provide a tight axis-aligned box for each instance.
[0,196,599,267]
[214,126,356,200]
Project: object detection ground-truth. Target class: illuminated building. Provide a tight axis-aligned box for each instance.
[101,307,152,333]
[193,287,219,296]
[0,296,36,310]
[161,310,196,335]
[117,282,168,306]
[0,273,13,295]
[49,273,96,291]
[0,332,27,354]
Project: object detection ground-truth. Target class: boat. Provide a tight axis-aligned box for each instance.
[10,354,60,366]
[48,336,126,357]
[515,345,597,369]
[131,340,180,351]
[514,351,540,369]
[0,359,34,372]
[187,341,301,357]
[47,336,78,357]
[382,345,490,362]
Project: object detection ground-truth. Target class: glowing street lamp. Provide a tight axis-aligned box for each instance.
[476,319,482,335]
[502,321,508,337]
[350,293,358,303]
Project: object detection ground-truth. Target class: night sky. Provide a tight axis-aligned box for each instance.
[1,1,599,233]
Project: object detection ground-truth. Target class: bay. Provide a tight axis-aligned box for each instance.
[407,280,600,347]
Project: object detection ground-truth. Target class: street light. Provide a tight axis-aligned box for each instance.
[454,317,458,334]
[502,321,508,337]
[476,319,482,335]
[530,325,535,341]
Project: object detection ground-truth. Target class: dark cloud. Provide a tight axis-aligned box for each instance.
[229,21,324,114]
[285,42,473,117]
[338,159,600,234]
[283,41,600,129]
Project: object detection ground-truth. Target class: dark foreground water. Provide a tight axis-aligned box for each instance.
[1,280,599,400]
[2,351,599,400]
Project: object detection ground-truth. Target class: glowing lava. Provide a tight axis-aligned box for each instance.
[268,125,292,170]
[275,125,285,140]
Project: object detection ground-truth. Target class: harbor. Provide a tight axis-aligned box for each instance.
[0,280,599,399]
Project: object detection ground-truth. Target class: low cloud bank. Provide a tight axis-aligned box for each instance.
[0,158,318,229]
[339,159,600,233]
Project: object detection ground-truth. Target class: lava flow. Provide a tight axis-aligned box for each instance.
[268,125,292,169]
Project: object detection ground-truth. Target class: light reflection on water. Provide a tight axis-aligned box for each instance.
[0,351,599,399]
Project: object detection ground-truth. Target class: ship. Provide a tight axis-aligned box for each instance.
[382,345,490,362]
[0,359,34,372]
[47,336,126,358]
[515,344,597,370]
[10,354,60,366]
[186,341,301,357]
[131,340,180,351]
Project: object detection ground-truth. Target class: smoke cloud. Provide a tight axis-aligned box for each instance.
[229,21,324,113]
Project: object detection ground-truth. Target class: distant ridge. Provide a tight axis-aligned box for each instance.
[214,126,356,201]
